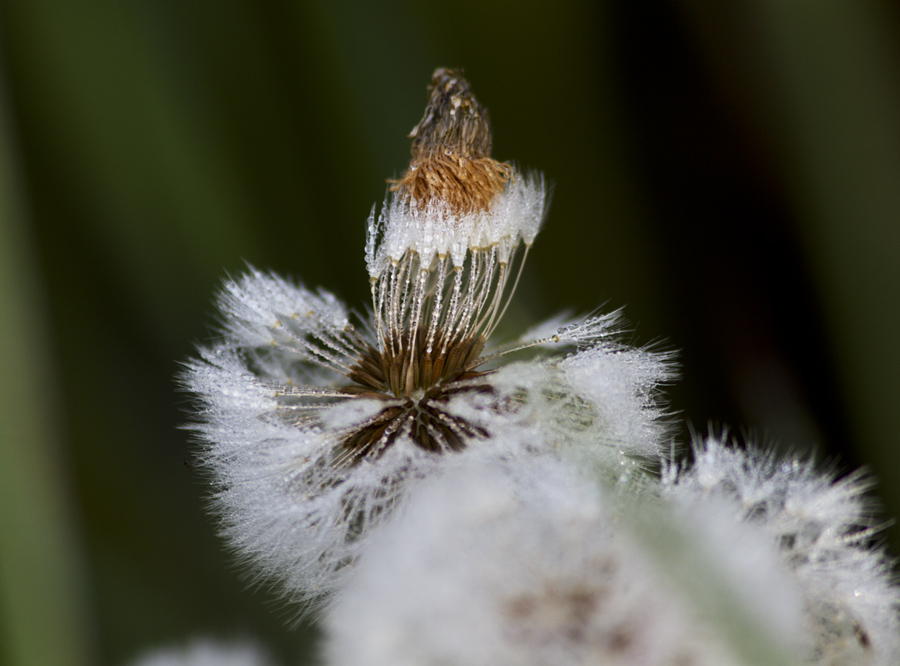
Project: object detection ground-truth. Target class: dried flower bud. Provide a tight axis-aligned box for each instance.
[370,69,547,275]
[389,68,513,215]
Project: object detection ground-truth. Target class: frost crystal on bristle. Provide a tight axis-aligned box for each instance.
[366,173,547,273]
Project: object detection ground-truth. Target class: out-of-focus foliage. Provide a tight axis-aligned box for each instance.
[0,1,898,664]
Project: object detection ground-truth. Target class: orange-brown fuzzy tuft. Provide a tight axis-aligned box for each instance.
[390,154,513,215]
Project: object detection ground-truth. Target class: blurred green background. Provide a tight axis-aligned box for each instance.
[1,1,899,664]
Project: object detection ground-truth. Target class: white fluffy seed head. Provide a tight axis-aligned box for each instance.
[662,437,900,665]
[183,272,675,607]
[445,331,676,473]
[324,456,801,666]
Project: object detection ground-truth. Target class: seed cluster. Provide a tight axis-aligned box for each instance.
[338,332,491,464]
[330,69,530,466]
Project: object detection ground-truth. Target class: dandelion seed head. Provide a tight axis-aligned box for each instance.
[663,437,900,665]
[184,69,673,606]
[324,457,787,666]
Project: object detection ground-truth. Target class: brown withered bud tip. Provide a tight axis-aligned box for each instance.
[389,68,514,215]
[409,68,493,159]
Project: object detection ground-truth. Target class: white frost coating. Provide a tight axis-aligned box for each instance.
[366,172,548,276]
[667,500,808,651]
[215,268,355,360]
[443,313,676,465]
[184,268,674,608]
[513,311,576,345]
[318,398,386,430]
[662,438,900,665]
[128,639,274,666]
[184,343,442,604]
[442,344,674,466]
[324,456,799,666]
[559,343,675,456]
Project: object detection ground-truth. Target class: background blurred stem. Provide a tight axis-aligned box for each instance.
[748,0,900,536]
[0,46,95,666]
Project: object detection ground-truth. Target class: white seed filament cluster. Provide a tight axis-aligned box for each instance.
[333,241,529,465]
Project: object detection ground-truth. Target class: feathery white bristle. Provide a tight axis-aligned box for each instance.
[663,437,900,665]
[367,172,548,276]
[324,456,802,666]
[184,267,674,606]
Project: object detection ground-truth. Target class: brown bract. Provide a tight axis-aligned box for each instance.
[389,68,514,215]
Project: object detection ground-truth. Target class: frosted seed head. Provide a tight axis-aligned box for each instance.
[663,437,900,664]
[323,457,796,666]
[184,69,681,617]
